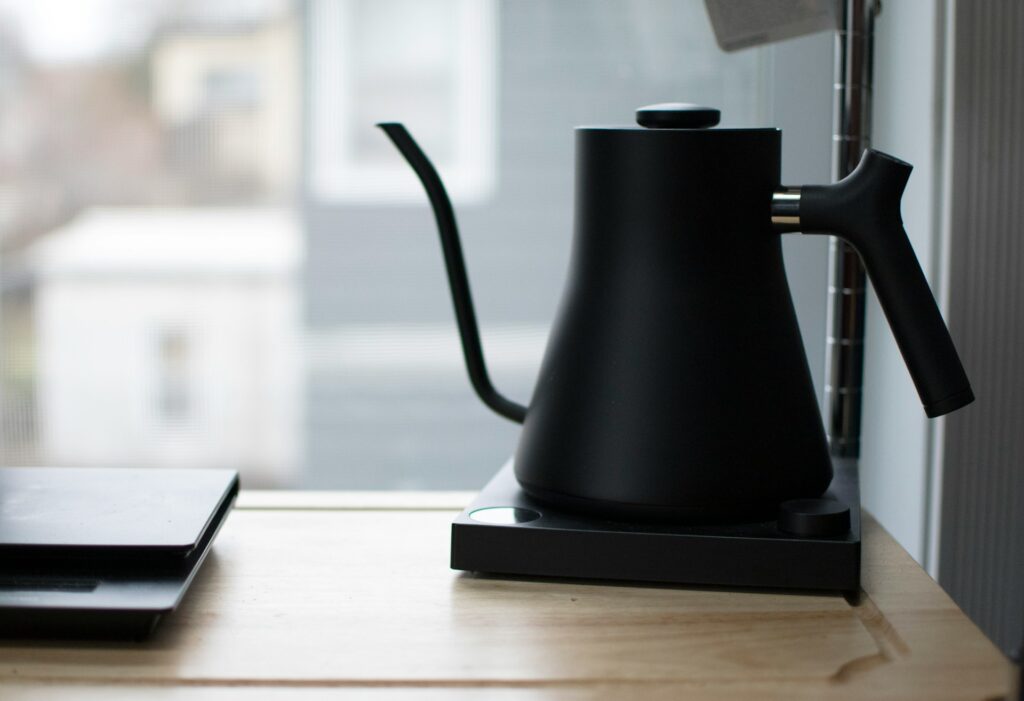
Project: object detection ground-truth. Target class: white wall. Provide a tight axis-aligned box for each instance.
[861,0,946,564]
[35,277,301,486]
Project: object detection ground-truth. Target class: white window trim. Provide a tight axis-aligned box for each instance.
[307,0,497,205]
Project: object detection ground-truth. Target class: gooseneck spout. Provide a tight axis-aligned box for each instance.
[773,149,974,417]
[377,123,527,424]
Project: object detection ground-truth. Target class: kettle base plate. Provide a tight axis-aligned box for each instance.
[452,459,860,592]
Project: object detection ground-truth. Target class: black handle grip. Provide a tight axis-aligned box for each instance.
[800,149,974,417]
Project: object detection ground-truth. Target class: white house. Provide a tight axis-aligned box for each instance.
[9,207,302,486]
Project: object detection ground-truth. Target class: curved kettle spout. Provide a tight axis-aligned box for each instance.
[377,122,527,424]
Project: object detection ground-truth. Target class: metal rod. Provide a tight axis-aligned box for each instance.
[824,0,879,458]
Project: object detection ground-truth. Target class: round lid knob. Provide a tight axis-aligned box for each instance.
[636,103,721,129]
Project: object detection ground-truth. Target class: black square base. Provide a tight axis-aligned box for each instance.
[452,460,860,592]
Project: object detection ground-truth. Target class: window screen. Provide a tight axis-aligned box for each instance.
[0,0,766,488]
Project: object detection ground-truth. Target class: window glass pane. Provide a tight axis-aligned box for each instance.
[0,0,769,489]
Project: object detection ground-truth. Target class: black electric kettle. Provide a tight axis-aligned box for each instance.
[378,103,973,521]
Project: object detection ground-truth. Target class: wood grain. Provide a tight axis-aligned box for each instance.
[0,495,1009,700]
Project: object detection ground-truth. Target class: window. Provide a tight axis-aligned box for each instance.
[157,330,191,422]
[307,0,497,203]
[0,0,777,489]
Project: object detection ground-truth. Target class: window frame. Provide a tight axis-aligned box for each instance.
[306,0,498,205]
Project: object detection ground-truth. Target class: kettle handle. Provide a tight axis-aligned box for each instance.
[377,122,528,424]
[774,149,974,417]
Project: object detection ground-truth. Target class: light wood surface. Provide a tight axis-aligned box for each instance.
[0,493,1010,700]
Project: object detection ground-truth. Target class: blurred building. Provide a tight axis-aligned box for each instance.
[1,208,302,485]
[0,2,304,484]
[149,16,300,202]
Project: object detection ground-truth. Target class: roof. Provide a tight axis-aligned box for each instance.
[16,207,302,280]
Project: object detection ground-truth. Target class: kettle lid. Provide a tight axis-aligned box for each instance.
[635,103,721,129]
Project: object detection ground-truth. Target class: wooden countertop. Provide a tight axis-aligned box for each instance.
[0,491,1010,700]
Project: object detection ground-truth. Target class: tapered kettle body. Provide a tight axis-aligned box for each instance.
[513,125,831,519]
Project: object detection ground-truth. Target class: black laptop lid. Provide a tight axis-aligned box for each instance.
[0,467,238,557]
